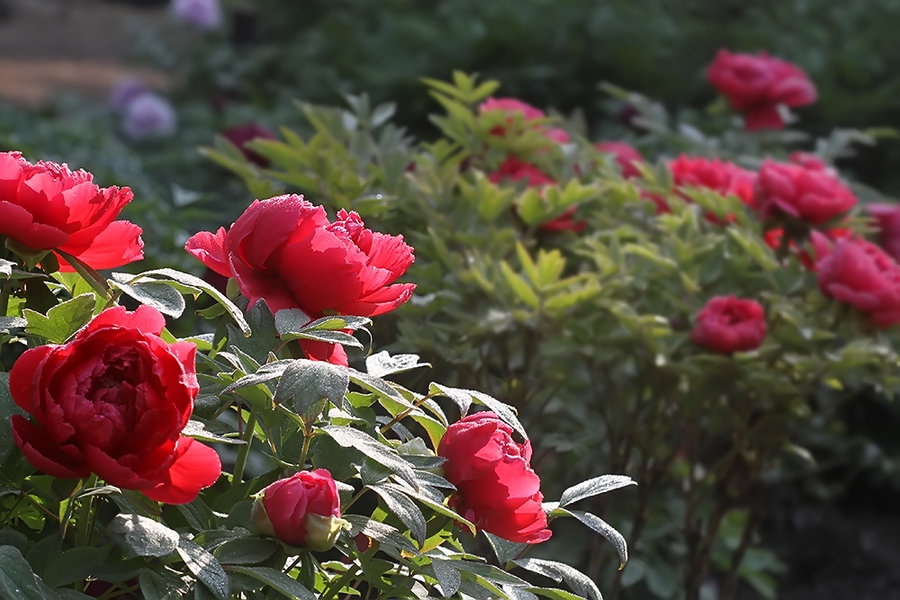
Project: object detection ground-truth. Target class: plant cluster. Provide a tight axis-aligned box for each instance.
[202,64,900,598]
[0,149,631,599]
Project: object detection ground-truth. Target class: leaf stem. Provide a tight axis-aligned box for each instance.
[232,408,256,486]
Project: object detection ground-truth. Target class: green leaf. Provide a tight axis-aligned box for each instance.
[344,514,419,555]
[222,360,291,395]
[111,277,187,318]
[554,508,628,566]
[39,545,111,587]
[177,537,230,600]
[485,532,528,565]
[0,316,26,331]
[182,420,246,445]
[274,359,349,422]
[512,558,601,600]
[378,482,476,535]
[118,269,250,335]
[321,425,418,489]
[369,483,427,546]
[0,545,61,600]
[23,293,96,343]
[500,262,540,309]
[430,557,462,598]
[226,566,317,600]
[214,537,278,565]
[272,308,313,335]
[558,475,636,507]
[0,372,23,463]
[365,351,431,378]
[140,568,189,600]
[108,513,180,557]
[429,384,527,440]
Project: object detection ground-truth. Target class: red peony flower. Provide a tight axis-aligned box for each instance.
[438,411,552,544]
[0,151,143,270]
[9,305,221,504]
[755,159,857,225]
[252,469,345,550]
[816,237,900,328]
[595,141,644,179]
[706,49,817,131]
[669,155,757,207]
[653,155,756,221]
[789,151,833,174]
[690,295,767,354]
[763,227,853,269]
[489,156,586,233]
[185,194,415,365]
[222,122,277,167]
[480,97,570,144]
[865,202,900,263]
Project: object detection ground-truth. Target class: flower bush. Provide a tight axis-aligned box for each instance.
[202,69,900,599]
[0,150,631,598]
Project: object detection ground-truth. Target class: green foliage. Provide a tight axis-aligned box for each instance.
[212,73,900,599]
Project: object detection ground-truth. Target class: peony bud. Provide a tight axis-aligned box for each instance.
[252,469,348,550]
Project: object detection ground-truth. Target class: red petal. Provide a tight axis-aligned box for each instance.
[57,220,144,271]
[185,228,230,277]
[142,437,221,504]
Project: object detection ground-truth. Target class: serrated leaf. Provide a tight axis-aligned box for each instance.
[558,475,636,507]
[177,537,229,600]
[321,426,417,489]
[23,293,95,343]
[512,558,601,600]
[109,513,179,557]
[225,566,316,600]
[369,483,427,546]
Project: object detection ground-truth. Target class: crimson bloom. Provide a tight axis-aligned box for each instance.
[438,411,552,544]
[755,159,857,225]
[690,295,767,354]
[252,469,346,550]
[651,155,756,221]
[185,194,415,365]
[707,49,817,130]
[816,237,900,328]
[9,305,221,504]
[0,151,143,270]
